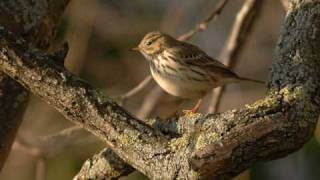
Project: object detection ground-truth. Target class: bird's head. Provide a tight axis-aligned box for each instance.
[132,31,177,59]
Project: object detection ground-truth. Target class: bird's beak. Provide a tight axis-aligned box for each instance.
[130,47,140,51]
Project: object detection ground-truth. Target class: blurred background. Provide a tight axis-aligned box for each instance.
[1,0,320,179]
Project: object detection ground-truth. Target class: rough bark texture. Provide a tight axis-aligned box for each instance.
[0,0,70,169]
[74,148,134,180]
[0,0,70,49]
[0,0,319,179]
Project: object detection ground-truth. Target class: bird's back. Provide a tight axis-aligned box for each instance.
[165,41,239,83]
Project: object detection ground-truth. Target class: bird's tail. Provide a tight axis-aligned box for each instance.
[237,76,265,84]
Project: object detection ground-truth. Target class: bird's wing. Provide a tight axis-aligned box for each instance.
[165,43,238,80]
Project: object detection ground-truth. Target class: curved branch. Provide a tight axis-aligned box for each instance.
[0,0,319,179]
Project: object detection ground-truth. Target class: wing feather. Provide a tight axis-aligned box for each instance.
[165,43,238,81]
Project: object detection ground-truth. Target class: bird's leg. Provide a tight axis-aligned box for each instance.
[182,98,203,117]
[190,98,203,113]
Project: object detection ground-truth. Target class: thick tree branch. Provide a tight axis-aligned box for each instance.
[0,0,319,179]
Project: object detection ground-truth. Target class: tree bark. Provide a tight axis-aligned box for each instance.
[74,148,134,180]
[0,0,70,169]
[0,0,319,179]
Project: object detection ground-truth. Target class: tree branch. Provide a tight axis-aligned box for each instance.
[0,0,319,179]
[74,148,134,180]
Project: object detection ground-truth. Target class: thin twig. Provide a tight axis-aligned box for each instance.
[41,126,83,141]
[35,158,47,180]
[65,0,98,74]
[118,75,153,106]
[13,138,44,158]
[13,138,46,180]
[12,125,96,179]
[178,0,229,41]
[41,127,97,157]
[136,86,163,119]
[207,0,262,113]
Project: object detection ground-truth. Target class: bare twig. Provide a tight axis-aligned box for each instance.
[12,125,96,180]
[13,138,46,180]
[178,0,229,41]
[118,75,153,106]
[42,126,83,141]
[35,158,46,180]
[209,86,224,113]
[136,86,163,119]
[207,0,262,113]
[41,126,98,156]
[13,138,44,158]
[12,124,99,180]
[65,0,98,74]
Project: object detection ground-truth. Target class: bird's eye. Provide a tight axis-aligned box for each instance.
[146,41,152,46]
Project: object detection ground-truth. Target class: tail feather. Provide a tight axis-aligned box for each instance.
[237,76,265,84]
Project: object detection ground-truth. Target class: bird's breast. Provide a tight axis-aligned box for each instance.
[149,55,213,99]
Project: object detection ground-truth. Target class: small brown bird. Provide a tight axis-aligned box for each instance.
[132,31,263,112]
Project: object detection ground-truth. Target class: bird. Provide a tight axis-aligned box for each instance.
[132,31,264,113]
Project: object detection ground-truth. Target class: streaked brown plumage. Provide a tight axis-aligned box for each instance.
[133,31,263,111]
